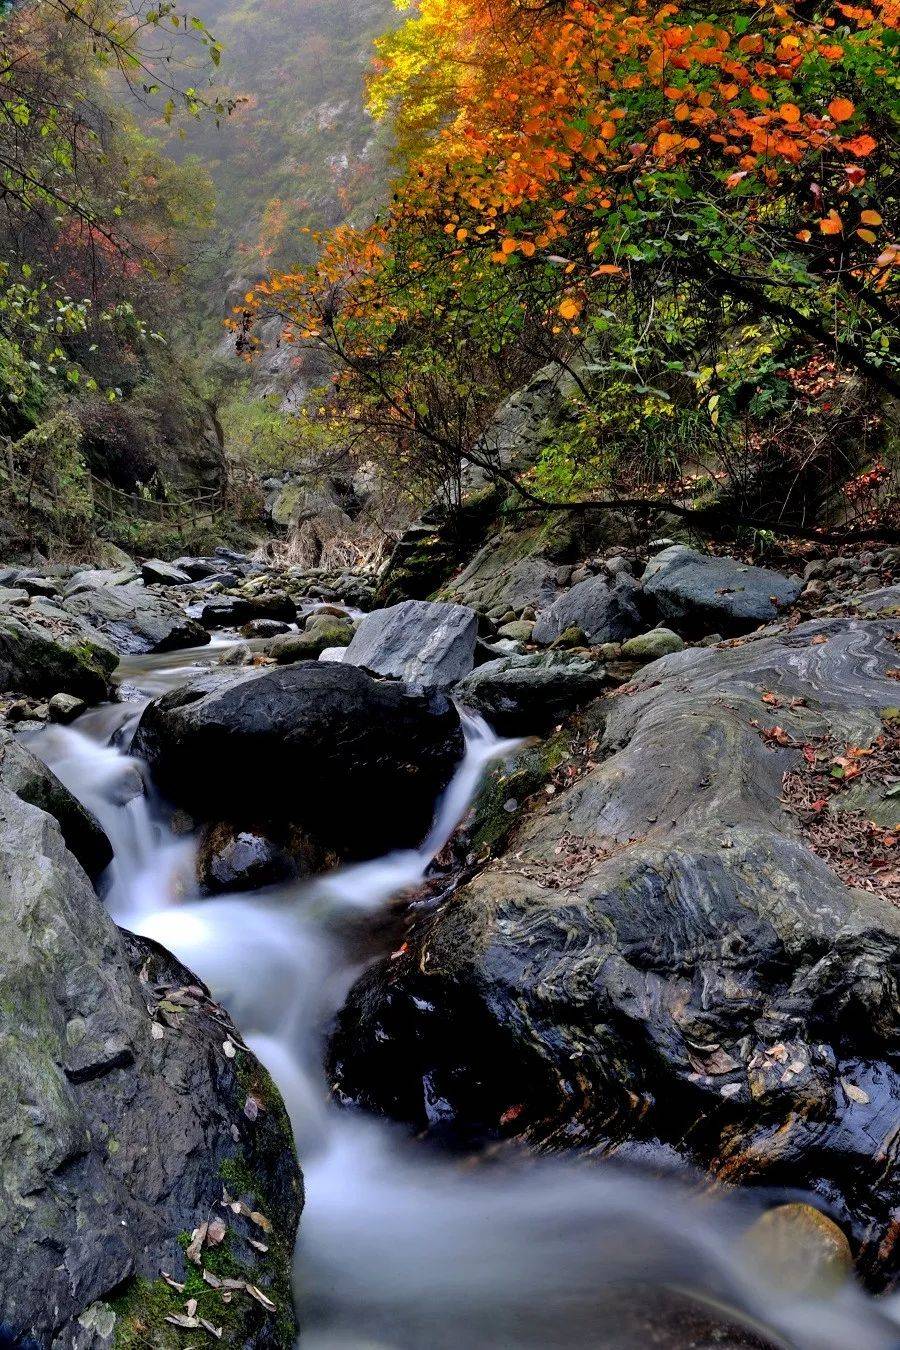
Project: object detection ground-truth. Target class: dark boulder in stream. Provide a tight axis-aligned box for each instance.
[0,783,302,1346]
[330,616,900,1287]
[134,662,465,859]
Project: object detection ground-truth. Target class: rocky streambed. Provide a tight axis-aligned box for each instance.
[0,535,899,1346]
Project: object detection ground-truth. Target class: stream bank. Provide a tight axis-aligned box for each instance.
[0,532,898,1346]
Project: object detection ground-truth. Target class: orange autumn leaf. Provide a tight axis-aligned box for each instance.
[860,209,882,225]
[843,133,877,156]
[828,97,855,121]
[819,210,843,235]
[558,297,582,319]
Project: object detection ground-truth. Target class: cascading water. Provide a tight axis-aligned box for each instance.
[30,645,900,1350]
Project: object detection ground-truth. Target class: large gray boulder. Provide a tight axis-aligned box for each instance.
[133,662,464,859]
[642,546,802,633]
[532,573,643,646]
[330,616,900,1286]
[456,652,607,735]
[0,600,117,700]
[62,582,209,655]
[0,786,302,1345]
[344,599,478,689]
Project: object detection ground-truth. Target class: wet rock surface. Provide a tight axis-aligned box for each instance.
[133,662,465,859]
[0,600,118,700]
[345,599,478,689]
[0,785,302,1347]
[642,546,802,633]
[61,582,210,655]
[532,573,644,646]
[0,730,112,879]
[200,592,298,629]
[330,616,900,1285]
[141,558,192,587]
[456,651,607,735]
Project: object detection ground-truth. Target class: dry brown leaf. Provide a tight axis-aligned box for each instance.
[165,1314,200,1329]
[250,1211,272,1232]
[161,1272,185,1293]
[186,1221,208,1265]
[200,1321,223,1340]
[202,1270,222,1289]
[245,1284,277,1313]
[207,1218,227,1247]
[842,1079,870,1104]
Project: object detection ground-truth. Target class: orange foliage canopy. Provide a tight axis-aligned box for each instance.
[249,0,898,391]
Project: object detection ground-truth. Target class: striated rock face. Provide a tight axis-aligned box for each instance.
[330,617,900,1285]
[133,662,465,859]
[344,600,478,690]
[0,786,302,1347]
[61,582,209,656]
[642,546,802,633]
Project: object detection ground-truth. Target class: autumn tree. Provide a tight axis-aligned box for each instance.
[249,0,899,534]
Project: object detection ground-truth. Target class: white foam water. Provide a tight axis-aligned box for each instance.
[30,653,900,1350]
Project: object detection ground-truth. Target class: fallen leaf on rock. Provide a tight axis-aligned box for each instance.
[200,1321,223,1339]
[248,1238,269,1252]
[162,1272,185,1293]
[165,1314,199,1329]
[222,1039,237,1059]
[810,634,828,645]
[202,1270,222,1288]
[186,1221,208,1265]
[842,1080,870,1104]
[244,1094,263,1121]
[250,1210,272,1232]
[186,1299,198,1318]
[246,1284,277,1312]
[207,1218,226,1247]
[761,692,781,706]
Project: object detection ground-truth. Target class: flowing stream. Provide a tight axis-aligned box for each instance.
[30,641,900,1350]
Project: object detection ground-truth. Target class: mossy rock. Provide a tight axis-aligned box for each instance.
[376,485,501,606]
[467,726,574,858]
